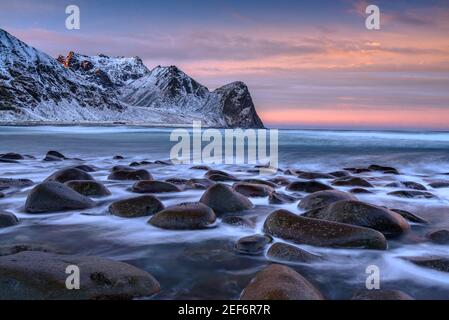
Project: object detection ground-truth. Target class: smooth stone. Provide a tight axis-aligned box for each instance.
[241,179,277,188]
[109,195,164,218]
[269,192,297,204]
[0,211,19,228]
[154,160,173,165]
[303,200,410,237]
[267,242,322,263]
[235,235,272,255]
[233,182,273,197]
[45,168,95,183]
[263,209,387,250]
[403,256,449,273]
[186,178,215,189]
[25,182,95,213]
[344,167,371,174]
[0,178,34,190]
[0,158,19,163]
[240,264,324,300]
[111,165,132,172]
[351,289,414,300]
[132,180,181,193]
[113,155,124,160]
[429,181,449,189]
[65,180,111,197]
[368,165,399,174]
[0,153,24,160]
[0,251,160,300]
[286,181,334,193]
[268,176,291,186]
[332,177,374,188]
[46,150,66,159]
[390,208,429,224]
[296,172,334,180]
[129,162,141,167]
[385,181,427,190]
[0,192,4,198]
[200,183,253,215]
[148,202,216,230]
[108,169,152,181]
[350,188,373,194]
[298,190,357,210]
[165,178,189,185]
[427,229,449,244]
[221,216,255,228]
[205,170,239,181]
[190,165,212,171]
[72,165,96,172]
[329,171,351,178]
[388,190,436,199]
[0,244,59,256]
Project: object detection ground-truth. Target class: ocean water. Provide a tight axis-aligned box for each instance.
[1,126,449,299]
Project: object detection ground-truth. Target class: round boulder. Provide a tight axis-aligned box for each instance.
[200,183,253,215]
[332,177,374,188]
[0,211,19,228]
[267,242,322,264]
[108,169,152,181]
[235,235,272,255]
[233,182,273,197]
[287,181,334,193]
[427,229,449,244]
[109,195,164,218]
[299,190,357,211]
[132,180,181,193]
[45,168,95,183]
[65,180,111,197]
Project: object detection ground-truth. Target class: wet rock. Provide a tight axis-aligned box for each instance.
[303,200,410,237]
[296,172,334,180]
[0,251,160,300]
[368,165,399,175]
[403,256,449,273]
[0,158,19,163]
[269,192,297,204]
[388,190,436,199]
[329,171,351,178]
[298,190,357,210]
[268,176,291,186]
[190,165,211,171]
[233,182,273,197]
[186,178,215,190]
[154,160,173,165]
[429,181,449,189]
[45,168,95,183]
[351,289,414,300]
[235,235,272,255]
[241,179,277,188]
[240,264,324,300]
[0,211,19,228]
[0,192,4,198]
[108,169,152,181]
[165,178,189,185]
[385,181,427,191]
[0,153,24,160]
[200,183,253,215]
[113,155,124,160]
[222,216,255,228]
[286,181,334,193]
[148,202,216,230]
[332,177,373,188]
[344,167,371,174]
[390,208,428,224]
[132,180,181,193]
[129,162,141,167]
[109,195,164,218]
[25,182,95,213]
[65,180,111,197]
[72,165,96,172]
[427,230,449,244]
[267,242,322,263]
[111,165,132,172]
[43,150,66,161]
[350,188,373,194]
[205,170,239,181]
[263,209,387,250]
[0,244,59,257]
[0,178,34,190]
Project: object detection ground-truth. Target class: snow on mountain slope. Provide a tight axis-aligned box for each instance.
[0,29,264,128]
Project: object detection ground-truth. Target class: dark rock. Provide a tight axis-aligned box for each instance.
[385,181,427,190]
[0,192,4,198]
[109,195,164,218]
[269,192,297,204]
[267,242,323,263]
[299,190,357,210]
[296,172,334,180]
[332,177,373,188]
[329,171,350,178]
[108,169,152,181]
[0,251,160,300]
[113,155,124,160]
[111,165,132,172]
[0,153,24,160]
[388,190,436,199]
[221,216,255,228]
[240,264,324,300]
[45,168,95,183]
[350,188,373,194]
[351,289,414,300]
[235,235,272,255]
[154,160,172,165]
[46,150,66,160]
[0,211,19,228]
[72,165,96,172]
[427,230,449,244]
[190,165,211,171]
[165,178,189,185]
[205,170,238,181]
[186,178,215,189]
[403,256,449,273]
[233,182,273,197]
[200,183,253,215]
[286,181,334,193]
[25,182,95,213]
[0,178,34,190]
[65,180,111,197]
[0,244,59,257]
[148,202,216,230]
[268,176,291,186]
[132,180,181,193]
[303,200,410,237]
[0,158,19,163]
[390,209,428,224]
[129,162,141,167]
[429,181,449,189]
[368,165,399,174]
[263,209,387,250]
[344,167,371,174]
[241,179,277,188]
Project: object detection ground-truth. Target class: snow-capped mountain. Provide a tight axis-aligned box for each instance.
[0,29,264,128]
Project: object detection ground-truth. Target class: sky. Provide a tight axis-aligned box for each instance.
[1,0,449,130]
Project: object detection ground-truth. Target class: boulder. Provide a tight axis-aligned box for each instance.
[0,153,24,160]
[113,155,124,160]
[403,256,449,273]
[267,242,322,263]
[269,192,297,204]
[241,179,278,188]
[429,181,449,189]
[332,177,374,188]
[427,230,449,244]
[205,170,239,181]
[350,188,373,194]
[385,181,427,190]
[296,172,334,180]
[45,168,95,184]
[0,251,160,300]
[65,180,111,197]
[351,289,414,300]
[186,178,215,190]
[132,180,181,193]
[368,165,399,174]
[287,181,334,193]
[329,171,351,178]
[390,208,428,224]
[303,200,410,237]
[388,190,436,199]
[263,209,387,250]
[190,165,212,171]
[43,150,66,161]
[268,176,291,186]
[25,182,95,213]
[72,165,96,172]
[233,182,273,197]
[200,184,253,215]
[240,264,324,300]
[0,178,34,190]
[148,202,216,230]
[221,216,255,228]
[0,211,19,228]
[109,195,164,218]
[235,235,272,255]
[298,190,357,211]
[108,169,152,181]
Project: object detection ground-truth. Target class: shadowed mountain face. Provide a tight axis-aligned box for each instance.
[0,29,264,128]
